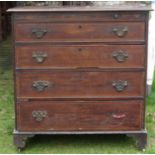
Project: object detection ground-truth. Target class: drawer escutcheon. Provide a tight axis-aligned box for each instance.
[112,80,128,92]
[112,50,128,62]
[32,28,47,39]
[32,80,51,92]
[112,26,128,37]
[32,52,47,63]
[32,110,47,122]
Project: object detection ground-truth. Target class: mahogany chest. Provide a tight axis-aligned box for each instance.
[8,6,151,150]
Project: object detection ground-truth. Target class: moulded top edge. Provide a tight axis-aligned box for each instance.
[7,6,153,12]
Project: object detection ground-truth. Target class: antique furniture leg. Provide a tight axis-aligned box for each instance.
[127,131,147,151]
[13,131,34,151]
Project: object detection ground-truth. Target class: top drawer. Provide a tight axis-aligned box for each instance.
[14,22,145,43]
[14,12,147,22]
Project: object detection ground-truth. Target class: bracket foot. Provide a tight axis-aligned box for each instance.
[14,133,34,150]
[127,132,147,150]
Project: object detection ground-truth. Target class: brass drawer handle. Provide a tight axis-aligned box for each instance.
[32,110,47,122]
[112,50,128,62]
[112,26,128,37]
[32,28,47,39]
[32,52,47,63]
[112,80,128,92]
[32,80,51,92]
[112,114,126,119]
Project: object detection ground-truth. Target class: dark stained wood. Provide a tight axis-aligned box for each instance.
[16,71,145,99]
[143,12,149,131]
[14,22,145,43]
[17,100,143,131]
[127,132,147,150]
[13,12,147,22]
[15,45,145,69]
[10,6,150,150]
[14,134,34,150]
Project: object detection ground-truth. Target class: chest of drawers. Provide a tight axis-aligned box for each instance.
[8,6,151,150]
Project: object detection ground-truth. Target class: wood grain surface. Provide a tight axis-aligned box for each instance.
[14,22,145,43]
[17,100,143,131]
[16,71,145,99]
[15,45,145,69]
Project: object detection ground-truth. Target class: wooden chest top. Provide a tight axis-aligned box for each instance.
[7,5,152,12]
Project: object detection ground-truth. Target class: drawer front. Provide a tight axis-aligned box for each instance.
[15,45,145,69]
[15,22,145,42]
[16,71,145,99]
[17,100,143,131]
[14,12,146,22]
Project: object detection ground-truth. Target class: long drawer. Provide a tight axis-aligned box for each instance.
[14,12,146,22]
[16,100,143,131]
[16,71,145,99]
[15,45,145,69]
[14,22,145,42]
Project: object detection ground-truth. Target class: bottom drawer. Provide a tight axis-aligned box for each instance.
[16,100,144,131]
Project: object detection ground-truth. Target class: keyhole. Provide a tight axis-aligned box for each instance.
[78,48,82,52]
[78,25,82,29]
